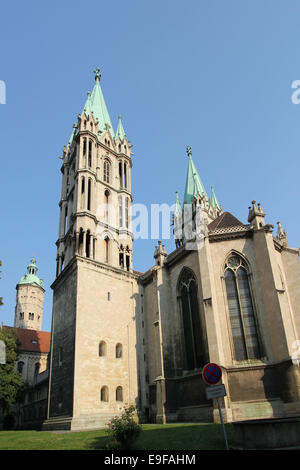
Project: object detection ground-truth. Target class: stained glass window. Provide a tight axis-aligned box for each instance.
[178,269,206,370]
[225,255,260,361]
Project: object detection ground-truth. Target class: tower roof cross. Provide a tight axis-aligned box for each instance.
[93,67,101,81]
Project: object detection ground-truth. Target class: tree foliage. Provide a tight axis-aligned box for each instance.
[0,328,24,414]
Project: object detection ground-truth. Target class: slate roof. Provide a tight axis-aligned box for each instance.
[208,211,245,231]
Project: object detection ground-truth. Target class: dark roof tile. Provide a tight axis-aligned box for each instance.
[208,212,244,231]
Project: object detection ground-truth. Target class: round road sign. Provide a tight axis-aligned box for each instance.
[202,363,222,385]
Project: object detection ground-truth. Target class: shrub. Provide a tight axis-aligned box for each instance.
[106,405,141,450]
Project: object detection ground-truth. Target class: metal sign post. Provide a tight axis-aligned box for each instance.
[203,363,229,450]
[216,396,229,451]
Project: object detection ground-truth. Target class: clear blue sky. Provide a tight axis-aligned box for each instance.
[1,0,300,332]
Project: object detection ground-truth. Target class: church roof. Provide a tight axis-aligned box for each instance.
[208,211,244,231]
[3,326,50,353]
[82,67,115,137]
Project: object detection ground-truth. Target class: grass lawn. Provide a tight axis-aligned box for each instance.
[0,423,233,450]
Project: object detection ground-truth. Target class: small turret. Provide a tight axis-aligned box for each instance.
[115,114,126,141]
[276,221,288,247]
[248,200,266,229]
[173,192,183,248]
[154,241,167,266]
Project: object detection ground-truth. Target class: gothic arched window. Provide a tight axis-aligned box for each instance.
[104,237,109,263]
[88,140,92,167]
[87,179,92,211]
[104,159,110,183]
[104,189,110,222]
[224,254,261,361]
[178,268,207,370]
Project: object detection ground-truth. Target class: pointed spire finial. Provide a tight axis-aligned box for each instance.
[186,145,192,158]
[93,67,101,82]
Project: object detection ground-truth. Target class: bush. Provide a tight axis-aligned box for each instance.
[106,405,141,450]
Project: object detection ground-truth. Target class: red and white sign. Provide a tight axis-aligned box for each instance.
[202,363,222,385]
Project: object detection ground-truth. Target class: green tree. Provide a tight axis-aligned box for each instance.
[0,328,23,414]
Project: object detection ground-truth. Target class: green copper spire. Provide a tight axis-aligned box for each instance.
[115,114,126,140]
[82,67,114,137]
[18,258,44,289]
[183,146,208,205]
[211,186,221,211]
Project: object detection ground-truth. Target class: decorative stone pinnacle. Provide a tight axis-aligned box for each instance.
[186,145,192,158]
[94,67,101,81]
[118,114,122,120]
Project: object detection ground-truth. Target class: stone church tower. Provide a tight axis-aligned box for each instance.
[45,69,140,430]
[14,258,45,331]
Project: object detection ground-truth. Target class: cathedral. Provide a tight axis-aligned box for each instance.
[4,68,300,431]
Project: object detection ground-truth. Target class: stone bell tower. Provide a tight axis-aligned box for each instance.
[45,68,140,431]
[14,258,45,331]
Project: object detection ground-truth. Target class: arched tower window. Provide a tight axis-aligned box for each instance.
[119,161,123,188]
[224,254,261,361]
[64,205,68,235]
[116,343,122,358]
[99,341,107,357]
[78,228,84,256]
[81,176,85,210]
[125,197,129,228]
[101,386,109,402]
[87,179,92,211]
[119,196,123,227]
[178,268,207,370]
[86,230,91,258]
[88,140,92,167]
[124,162,127,189]
[104,159,110,183]
[104,190,110,222]
[83,138,87,158]
[116,386,123,402]
[104,237,109,264]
